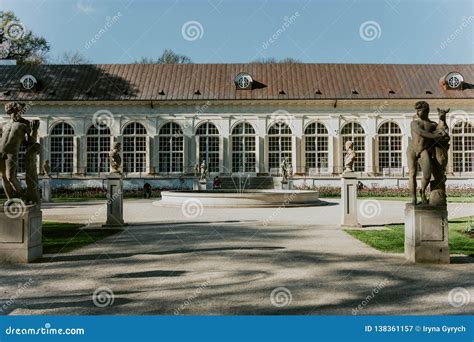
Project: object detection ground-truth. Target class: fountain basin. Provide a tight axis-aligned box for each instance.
[158,189,321,207]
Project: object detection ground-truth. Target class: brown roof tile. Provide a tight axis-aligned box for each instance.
[0,63,473,101]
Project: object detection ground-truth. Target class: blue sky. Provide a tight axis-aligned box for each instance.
[2,0,473,64]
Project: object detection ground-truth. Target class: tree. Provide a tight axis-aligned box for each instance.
[250,57,303,64]
[50,51,91,65]
[0,11,50,64]
[135,49,192,64]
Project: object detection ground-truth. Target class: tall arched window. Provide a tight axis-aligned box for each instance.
[231,122,256,173]
[123,122,147,173]
[86,123,111,173]
[196,122,219,173]
[158,122,183,173]
[268,122,292,171]
[453,121,474,172]
[341,122,365,172]
[378,122,402,174]
[50,122,74,173]
[305,122,328,172]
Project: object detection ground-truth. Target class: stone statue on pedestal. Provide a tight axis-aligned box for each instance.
[194,163,199,177]
[109,142,122,174]
[42,160,51,178]
[280,157,289,183]
[343,141,356,173]
[405,101,451,264]
[407,101,449,205]
[199,160,207,183]
[0,102,40,204]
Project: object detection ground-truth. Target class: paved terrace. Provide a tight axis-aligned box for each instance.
[0,199,473,315]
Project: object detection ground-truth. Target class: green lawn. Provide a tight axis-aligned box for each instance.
[357,196,474,203]
[346,216,474,256]
[42,221,122,254]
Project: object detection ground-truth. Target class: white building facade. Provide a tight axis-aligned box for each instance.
[1,63,473,188]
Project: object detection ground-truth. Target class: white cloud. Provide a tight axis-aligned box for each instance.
[76,1,95,14]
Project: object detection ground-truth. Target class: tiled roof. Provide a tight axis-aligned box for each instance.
[0,63,473,101]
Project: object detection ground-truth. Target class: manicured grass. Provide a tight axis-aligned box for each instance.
[345,216,474,256]
[42,221,122,254]
[355,196,474,203]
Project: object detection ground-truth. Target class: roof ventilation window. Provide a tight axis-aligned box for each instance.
[351,89,358,95]
[388,89,395,94]
[278,89,286,95]
[159,89,165,95]
[234,72,253,90]
[425,90,432,94]
[20,74,37,90]
[194,89,201,95]
[445,72,464,90]
[315,89,322,95]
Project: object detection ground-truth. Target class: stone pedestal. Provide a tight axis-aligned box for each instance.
[199,180,208,191]
[192,179,200,191]
[41,178,52,202]
[405,204,449,264]
[104,173,125,227]
[0,204,42,263]
[281,181,289,190]
[340,173,360,227]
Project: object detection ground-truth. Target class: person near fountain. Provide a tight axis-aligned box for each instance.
[213,176,222,189]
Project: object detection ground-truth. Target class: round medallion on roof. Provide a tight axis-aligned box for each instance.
[445,72,463,89]
[20,74,37,90]
[234,72,253,89]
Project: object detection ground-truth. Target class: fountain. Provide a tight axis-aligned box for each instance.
[158,162,321,208]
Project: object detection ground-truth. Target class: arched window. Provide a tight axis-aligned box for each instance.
[196,122,219,173]
[86,123,111,173]
[305,122,328,172]
[268,122,292,171]
[50,122,75,173]
[231,122,256,173]
[452,121,474,172]
[378,122,402,173]
[123,122,147,173]
[158,122,183,173]
[341,122,365,172]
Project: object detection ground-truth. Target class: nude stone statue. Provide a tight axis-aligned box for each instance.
[280,157,289,183]
[109,142,122,173]
[0,102,32,199]
[407,101,447,205]
[42,160,51,177]
[429,108,451,205]
[344,140,356,173]
[200,160,208,182]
